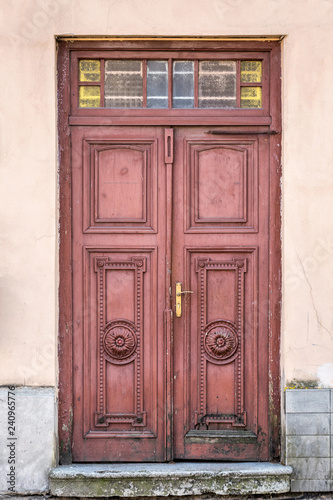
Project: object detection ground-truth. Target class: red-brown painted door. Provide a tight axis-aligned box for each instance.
[71,125,270,461]
[172,128,270,460]
[71,126,168,461]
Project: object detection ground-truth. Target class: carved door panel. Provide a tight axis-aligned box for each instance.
[172,128,270,460]
[71,126,167,462]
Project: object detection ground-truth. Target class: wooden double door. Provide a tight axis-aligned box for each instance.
[72,125,270,462]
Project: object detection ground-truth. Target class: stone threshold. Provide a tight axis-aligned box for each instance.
[49,462,292,497]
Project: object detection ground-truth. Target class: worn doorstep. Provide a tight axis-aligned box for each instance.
[49,462,292,497]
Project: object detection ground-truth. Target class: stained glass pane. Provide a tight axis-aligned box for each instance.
[147,60,168,108]
[79,60,101,82]
[172,61,194,109]
[105,60,143,108]
[241,87,262,108]
[199,61,236,108]
[241,61,262,83]
[79,86,100,107]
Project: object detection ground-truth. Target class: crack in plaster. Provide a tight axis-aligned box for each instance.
[297,253,333,341]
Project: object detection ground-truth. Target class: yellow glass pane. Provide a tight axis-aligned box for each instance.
[241,61,262,83]
[241,87,262,108]
[79,60,101,82]
[79,86,100,107]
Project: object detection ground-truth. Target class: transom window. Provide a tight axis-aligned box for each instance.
[78,58,262,109]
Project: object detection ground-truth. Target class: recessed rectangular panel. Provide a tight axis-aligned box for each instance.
[83,249,157,441]
[106,270,135,323]
[83,138,158,233]
[105,362,135,417]
[202,262,241,428]
[206,361,235,417]
[207,270,235,324]
[184,248,258,443]
[185,138,258,233]
[196,146,246,221]
[96,147,146,222]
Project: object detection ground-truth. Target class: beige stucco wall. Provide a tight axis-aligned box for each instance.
[1,0,333,387]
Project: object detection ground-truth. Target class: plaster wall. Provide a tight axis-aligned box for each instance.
[0,0,333,388]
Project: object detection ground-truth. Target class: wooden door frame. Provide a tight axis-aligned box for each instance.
[57,37,282,464]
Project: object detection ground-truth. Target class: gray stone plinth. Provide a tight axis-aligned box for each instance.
[0,387,56,494]
[285,388,333,492]
[49,462,292,497]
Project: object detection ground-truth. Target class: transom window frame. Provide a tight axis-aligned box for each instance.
[67,39,280,128]
[77,57,264,110]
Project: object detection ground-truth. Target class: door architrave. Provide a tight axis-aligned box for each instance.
[57,37,282,464]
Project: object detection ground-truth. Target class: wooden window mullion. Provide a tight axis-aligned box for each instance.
[194,60,199,108]
[100,59,105,108]
[236,60,241,108]
[142,60,147,108]
[168,59,172,109]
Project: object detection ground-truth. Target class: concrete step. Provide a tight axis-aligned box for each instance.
[49,462,292,497]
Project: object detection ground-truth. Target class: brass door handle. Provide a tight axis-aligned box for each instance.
[175,282,193,317]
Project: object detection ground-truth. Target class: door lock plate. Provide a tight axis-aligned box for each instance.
[175,282,193,317]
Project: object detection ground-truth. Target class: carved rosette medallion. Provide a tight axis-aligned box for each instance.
[204,321,238,362]
[103,320,137,362]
